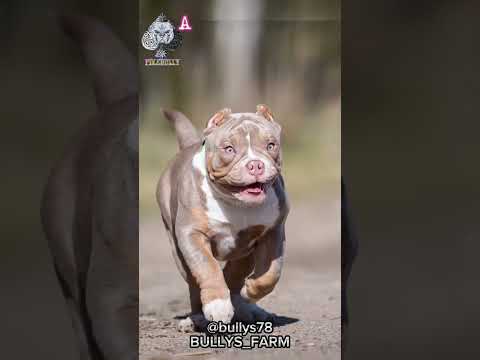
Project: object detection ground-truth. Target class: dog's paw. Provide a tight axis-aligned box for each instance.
[177,313,209,332]
[231,295,275,323]
[177,317,195,332]
[202,298,234,323]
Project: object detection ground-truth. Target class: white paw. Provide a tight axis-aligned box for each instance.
[177,317,194,332]
[203,298,234,323]
[177,313,208,332]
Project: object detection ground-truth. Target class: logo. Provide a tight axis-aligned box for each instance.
[142,13,191,66]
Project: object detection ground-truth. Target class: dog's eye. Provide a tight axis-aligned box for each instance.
[224,146,235,154]
[267,143,276,151]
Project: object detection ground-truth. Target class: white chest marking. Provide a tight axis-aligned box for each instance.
[192,146,279,233]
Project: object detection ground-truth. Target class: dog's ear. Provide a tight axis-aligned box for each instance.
[204,108,232,135]
[256,104,275,122]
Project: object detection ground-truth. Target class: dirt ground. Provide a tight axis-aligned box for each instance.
[139,195,341,360]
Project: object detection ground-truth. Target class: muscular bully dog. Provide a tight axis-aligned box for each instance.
[157,106,289,331]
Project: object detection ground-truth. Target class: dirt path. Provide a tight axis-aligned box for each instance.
[140,196,341,360]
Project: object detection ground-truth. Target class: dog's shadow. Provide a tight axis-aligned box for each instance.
[270,315,299,327]
[174,313,299,332]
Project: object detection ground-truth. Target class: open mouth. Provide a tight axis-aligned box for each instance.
[235,182,268,196]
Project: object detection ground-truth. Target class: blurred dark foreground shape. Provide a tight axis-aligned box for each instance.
[41,15,138,360]
[341,178,357,356]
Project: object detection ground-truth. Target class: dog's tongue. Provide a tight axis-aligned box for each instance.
[244,183,263,195]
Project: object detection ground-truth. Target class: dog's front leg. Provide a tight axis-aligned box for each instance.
[177,229,234,323]
[241,224,285,303]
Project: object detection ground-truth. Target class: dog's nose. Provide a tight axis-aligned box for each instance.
[246,160,265,176]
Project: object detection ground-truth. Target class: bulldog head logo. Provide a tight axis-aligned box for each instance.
[141,14,182,59]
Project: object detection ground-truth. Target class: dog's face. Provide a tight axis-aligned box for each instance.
[203,105,282,207]
[148,21,174,44]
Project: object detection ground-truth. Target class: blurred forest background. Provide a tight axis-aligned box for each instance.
[140,0,341,216]
[139,4,342,357]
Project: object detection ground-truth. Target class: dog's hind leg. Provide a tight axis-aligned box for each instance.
[223,254,274,323]
[53,264,101,360]
[86,241,138,360]
[241,226,285,303]
[65,297,101,360]
[223,254,254,294]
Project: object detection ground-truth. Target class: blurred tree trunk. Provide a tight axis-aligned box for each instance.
[213,0,265,109]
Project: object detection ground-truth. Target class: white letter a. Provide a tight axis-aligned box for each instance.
[178,15,192,31]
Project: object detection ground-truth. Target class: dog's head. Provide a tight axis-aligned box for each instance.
[147,19,174,45]
[203,104,283,207]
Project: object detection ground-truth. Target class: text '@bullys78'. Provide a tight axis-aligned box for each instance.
[189,321,291,349]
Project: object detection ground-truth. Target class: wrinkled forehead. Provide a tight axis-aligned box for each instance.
[212,113,281,142]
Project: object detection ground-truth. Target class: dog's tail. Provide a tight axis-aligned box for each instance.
[59,14,137,108]
[163,110,201,150]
